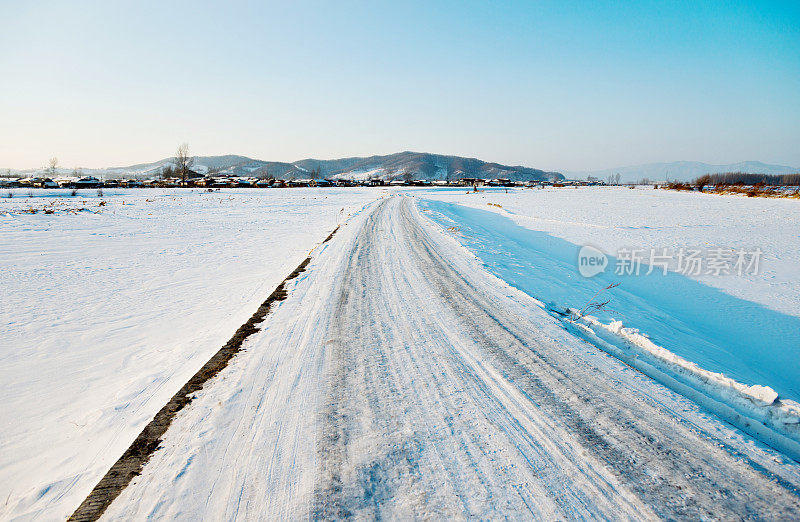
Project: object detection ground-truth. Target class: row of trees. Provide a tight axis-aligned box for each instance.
[589,173,642,185]
[696,172,800,189]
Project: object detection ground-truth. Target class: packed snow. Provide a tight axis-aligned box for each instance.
[416,187,800,458]
[2,186,800,519]
[103,196,800,519]
[0,188,381,520]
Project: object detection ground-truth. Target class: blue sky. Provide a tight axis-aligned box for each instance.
[1,0,798,171]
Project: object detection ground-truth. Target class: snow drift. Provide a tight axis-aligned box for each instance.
[568,312,800,462]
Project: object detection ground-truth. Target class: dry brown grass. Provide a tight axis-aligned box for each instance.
[662,182,799,199]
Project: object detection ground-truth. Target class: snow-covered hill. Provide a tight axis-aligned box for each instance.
[2,152,563,182]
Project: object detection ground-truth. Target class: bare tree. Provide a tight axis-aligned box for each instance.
[695,174,711,192]
[173,143,194,182]
[48,157,58,177]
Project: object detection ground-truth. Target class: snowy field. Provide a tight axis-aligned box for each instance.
[419,186,800,317]
[2,186,799,519]
[0,188,381,520]
[101,195,800,519]
[416,186,800,452]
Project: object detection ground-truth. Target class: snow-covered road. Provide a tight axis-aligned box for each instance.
[104,195,800,519]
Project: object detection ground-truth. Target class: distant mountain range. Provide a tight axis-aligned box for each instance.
[3,152,563,182]
[567,161,799,183]
[7,155,796,184]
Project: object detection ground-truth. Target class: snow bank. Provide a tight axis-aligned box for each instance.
[568,312,800,461]
[597,318,777,404]
[417,195,800,461]
[419,197,800,402]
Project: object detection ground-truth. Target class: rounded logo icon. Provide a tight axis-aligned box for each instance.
[577,245,608,277]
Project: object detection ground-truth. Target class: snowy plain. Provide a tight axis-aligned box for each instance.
[0,188,380,520]
[2,186,800,519]
[416,186,800,455]
[103,195,800,519]
[420,186,800,318]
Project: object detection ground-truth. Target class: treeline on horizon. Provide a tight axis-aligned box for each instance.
[695,172,800,186]
[663,171,800,198]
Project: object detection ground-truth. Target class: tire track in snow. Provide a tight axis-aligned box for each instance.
[310,195,800,519]
[101,194,800,519]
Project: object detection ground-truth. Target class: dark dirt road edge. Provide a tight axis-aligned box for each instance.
[323,225,340,243]
[68,227,340,521]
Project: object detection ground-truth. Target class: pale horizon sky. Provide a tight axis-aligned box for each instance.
[1,0,799,172]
